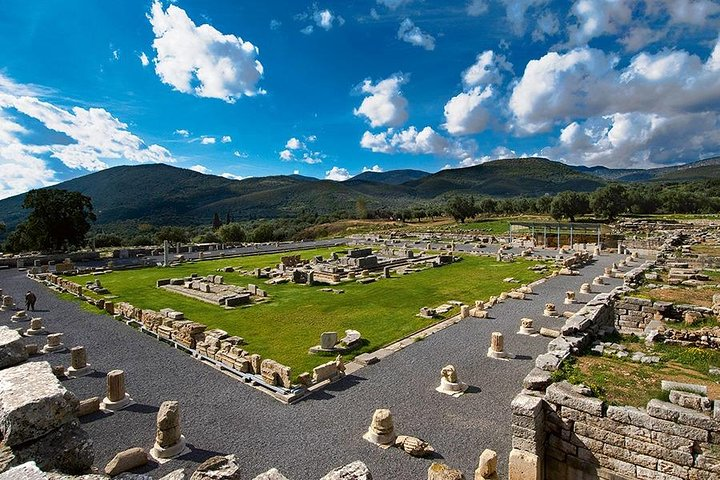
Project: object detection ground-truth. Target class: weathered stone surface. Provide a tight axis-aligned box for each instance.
[475,449,497,480]
[0,326,28,369]
[0,361,79,446]
[190,455,241,480]
[0,420,94,474]
[319,461,372,480]
[523,368,552,391]
[78,397,101,417]
[259,359,292,389]
[546,381,604,416]
[251,468,289,480]
[104,447,148,476]
[0,461,47,480]
[427,462,464,480]
[159,469,188,480]
[508,449,540,480]
[395,435,434,457]
[363,408,396,446]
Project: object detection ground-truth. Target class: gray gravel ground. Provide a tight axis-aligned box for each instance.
[0,252,625,479]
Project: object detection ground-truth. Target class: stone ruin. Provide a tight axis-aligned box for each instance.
[309,329,362,354]
[258,246,457,288]
[158,273,268,307]
[0,361,93,473]
[435,364,468,397]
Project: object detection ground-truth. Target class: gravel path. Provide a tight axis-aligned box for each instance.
[0,252,625,479]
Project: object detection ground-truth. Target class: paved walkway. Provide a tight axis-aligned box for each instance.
[0,252,625,478]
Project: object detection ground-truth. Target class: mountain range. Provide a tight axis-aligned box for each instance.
[1,156,718,233]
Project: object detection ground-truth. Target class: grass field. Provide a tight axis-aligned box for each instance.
[76,247,545,377]
[553,336,720,407]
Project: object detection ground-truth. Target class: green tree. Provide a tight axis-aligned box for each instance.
[590,184,628,220]
[155,226,189,244]
[477,197,497,215]
[535,195,553,214]
[8,189,96,252]
[355,198,368,219]
[217,222,247,243]
[550,191,589,222]
[251,222,275,242]
[446,195,476,223]
[93,233,123,248]
[212,212,222,230]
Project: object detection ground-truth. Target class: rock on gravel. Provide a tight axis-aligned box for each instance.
[319,461,372,480]
[104,447,148,476]
[0,326,28,369]
[190,455,241,480]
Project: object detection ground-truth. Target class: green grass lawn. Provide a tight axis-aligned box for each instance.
[76,247,544,376]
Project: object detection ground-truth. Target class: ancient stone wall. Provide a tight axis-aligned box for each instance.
[614,296,714,335]
[511,382,720,480]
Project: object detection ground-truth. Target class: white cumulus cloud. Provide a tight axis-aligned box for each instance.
[221,135,232,143]
[0,74,174,198]
[443,86,494,135]
[362,165,384,172]
[139,52,150,67]
[147,0,264,103]
[174,129,189,137]
[354,74,409,128]
[200,136,216,144]
[285,137,304,149]
[220,172,244,180]
[360,126,478,165]
[397,19,435,51]
[325,166,352,181]
[190,164,211,174]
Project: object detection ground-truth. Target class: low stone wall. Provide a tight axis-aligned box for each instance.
[525,288,622,392]
[510,381,720,480]
[30,273,329,401]
[615,296,714,336]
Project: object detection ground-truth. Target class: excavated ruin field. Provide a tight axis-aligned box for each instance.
[65,246,545,375]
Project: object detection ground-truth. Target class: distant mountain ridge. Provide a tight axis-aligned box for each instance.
[349,169,430,185]
[0,156,717,232]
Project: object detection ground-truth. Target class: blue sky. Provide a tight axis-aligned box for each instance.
[1,0,719,198]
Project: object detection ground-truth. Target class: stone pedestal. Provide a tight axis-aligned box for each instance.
[543,303,557,317]
[592,276,604,285]
[487,332,507,359]
[435,365,468,396]
[383,266,391,278]
[564,291,575,305]
[0,295,15,311]
[579,283,592,294]
[150,400,186,460]
[42,333,66,353]
[460,305,470,319]
[11,310,28,322]
[518,318,537,335]
[25,318,46,336]
[67,346,92,377]
[363,409,396,447]
[101,369,132,411]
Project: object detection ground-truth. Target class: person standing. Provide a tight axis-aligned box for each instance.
[25,291,37,311]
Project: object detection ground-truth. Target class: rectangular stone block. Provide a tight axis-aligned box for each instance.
[0,326,28,369]
[546,381,604,416]
[508,448,541,480]
[0,361,79,446]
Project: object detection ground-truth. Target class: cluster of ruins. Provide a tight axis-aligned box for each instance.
[157,273,268,307]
